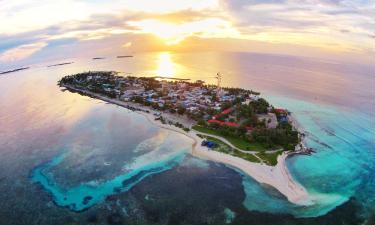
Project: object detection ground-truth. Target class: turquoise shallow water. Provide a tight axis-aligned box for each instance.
[244,96,375,217]
[28,87,375,218]
[1,51,374,224]
[28,103,192,212]
[31,151,186,211]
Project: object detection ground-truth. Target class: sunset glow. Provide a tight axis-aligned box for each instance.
[2,2,375,224]
[156,52,175,76]
[1,0,375,66]
[128,18,238,45]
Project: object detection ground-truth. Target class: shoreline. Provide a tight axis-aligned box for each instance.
[0,67,30,75]
[62,85,313,206]
[288,114,316,157]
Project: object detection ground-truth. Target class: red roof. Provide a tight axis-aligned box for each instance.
[223,122,239,127]
[275,108,287,114]
[221,108,232,115]
[208,120,239,127]
[212,108,233,120]
[208,119,223,125]
[246,126,253,131]
[208,108,239,127]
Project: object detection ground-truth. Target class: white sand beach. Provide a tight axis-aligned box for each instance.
[64,85,313,206]
[141,111,312,205]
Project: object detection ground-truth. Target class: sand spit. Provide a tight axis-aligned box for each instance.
[62,85,312,205]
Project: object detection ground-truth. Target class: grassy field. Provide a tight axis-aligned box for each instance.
[193,125,267,152]
[197,134,260,163]
[256,151,283,166]
[194,126,286,166]
[199,133,285,166]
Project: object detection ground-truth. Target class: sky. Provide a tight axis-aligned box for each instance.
[1,0,375,67]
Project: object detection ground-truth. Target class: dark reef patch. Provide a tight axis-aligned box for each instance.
[103,159,365,225]
[231,197,364,225]
[107,212,124,225]
[121,167,163,187]
[2,157,367,225]
[82,196,93,205]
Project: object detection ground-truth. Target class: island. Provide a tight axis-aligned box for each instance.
[47,62,74,67]
[0,67,30,75]
[58,71,314,205]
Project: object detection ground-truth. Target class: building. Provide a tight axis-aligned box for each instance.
[257,113,278,129]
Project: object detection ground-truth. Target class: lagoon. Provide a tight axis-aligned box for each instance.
[0,51,374,224]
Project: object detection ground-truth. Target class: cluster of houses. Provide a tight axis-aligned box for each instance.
[128,81,214,112]
[206,107,287,132]
[208,108,240,127]
[69,72,259,115]
[61,71,289,131]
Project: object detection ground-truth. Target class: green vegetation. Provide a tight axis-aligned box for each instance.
[193,125,267,151]
[232,149,261,163]
[59,71,300,167]
[204,136,232,153]
[251,123,299,150]
[256,151,283,166]
[197,134,260,163]
[249,98,269,114]
[194,125,288,165]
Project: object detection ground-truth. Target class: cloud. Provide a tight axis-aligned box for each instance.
[1,0,374,63]
[0,42,47,62]
[127,17,239,45]
[219,0,375,51]
[122,42,132,48]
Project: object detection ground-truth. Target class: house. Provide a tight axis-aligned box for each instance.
[220,95,234,102]
[187,106,198,112]
[257,113,278,129]
[249,94,260,101]
[103,87,112,92]
[274,108,288,114]
[242,98,252,105]
[246,126,254,133]
[212,108,232,120]
[207,119,239,127]
[279,116,289,123]
[222,121,239,127]
[208,119,223,125]
[146,98,158,104]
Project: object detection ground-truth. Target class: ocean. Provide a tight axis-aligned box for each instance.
[0,51,374,224]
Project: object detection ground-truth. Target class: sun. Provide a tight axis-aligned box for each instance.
[127,18,238,46]
[128,20,187,45]
[156,52,175,77]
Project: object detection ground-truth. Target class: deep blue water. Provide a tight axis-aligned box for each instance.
[0,51,374,224]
